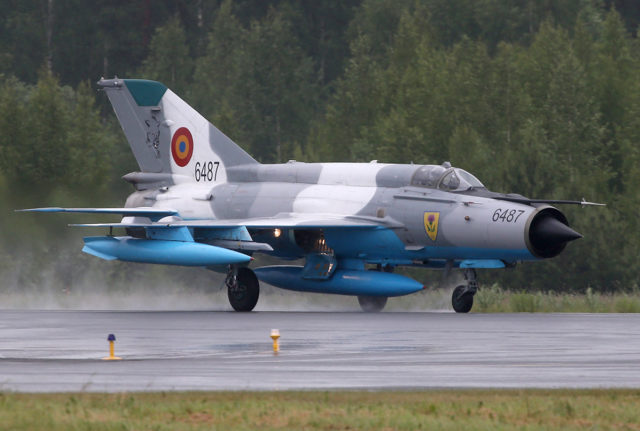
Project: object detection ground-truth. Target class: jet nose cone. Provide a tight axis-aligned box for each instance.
[530,216,582,250]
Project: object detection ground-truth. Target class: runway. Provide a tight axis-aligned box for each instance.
[1,310,639,392]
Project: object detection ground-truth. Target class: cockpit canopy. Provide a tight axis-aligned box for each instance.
[410,164,485,192]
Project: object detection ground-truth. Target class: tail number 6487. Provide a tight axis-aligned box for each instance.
[195,161,220,182]
[492,208,525,223]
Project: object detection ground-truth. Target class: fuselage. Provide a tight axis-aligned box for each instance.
[125,161,563,269]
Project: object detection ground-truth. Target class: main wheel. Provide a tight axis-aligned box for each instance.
[358,295,388,312]
[452,285,473,313]
[228,267,259,312]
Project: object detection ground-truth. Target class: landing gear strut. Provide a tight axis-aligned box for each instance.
[452,269,477,313]
[226,266,260,312]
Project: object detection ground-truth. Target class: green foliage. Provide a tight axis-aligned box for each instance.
[0,72,118,200]
[22,71,71,189]
[191,0,243,122]
[474,284,506,312]
[614,295,640,313]
[191,2,320,163]
[472,285,640,313]
[139,16,193,97]
[66,81,115,193]
[510,292,542,312]
[0,77,29,181]
[233,6,318,163]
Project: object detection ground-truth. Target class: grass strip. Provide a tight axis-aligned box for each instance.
[472,286,640,313]
[386,285,640,313]
[1,389,639,430]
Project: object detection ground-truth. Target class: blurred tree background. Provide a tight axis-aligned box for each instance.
[1,0,639,295]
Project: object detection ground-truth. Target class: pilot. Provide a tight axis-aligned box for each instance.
[413,166,445,188]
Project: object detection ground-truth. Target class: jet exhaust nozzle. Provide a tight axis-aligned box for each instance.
[526,208,582,258]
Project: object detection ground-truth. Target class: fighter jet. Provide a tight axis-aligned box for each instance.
[23,78,602,313]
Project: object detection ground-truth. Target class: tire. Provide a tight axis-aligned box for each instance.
[228,267,259,312]
[452,285,473,313]
[358,295,388,312]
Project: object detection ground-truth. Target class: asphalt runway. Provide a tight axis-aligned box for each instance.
[1,310,639,392]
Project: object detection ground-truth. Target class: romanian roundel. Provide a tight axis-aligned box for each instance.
[171,127,194,167]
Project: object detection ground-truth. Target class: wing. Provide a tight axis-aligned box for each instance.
[18,207,178,219]
[22,207,404,263]
[67,212,402,229]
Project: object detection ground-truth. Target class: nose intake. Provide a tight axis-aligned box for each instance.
[526,208,582,258]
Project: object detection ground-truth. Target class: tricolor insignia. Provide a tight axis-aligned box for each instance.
[424,212,440,241]
[171,127,194,167]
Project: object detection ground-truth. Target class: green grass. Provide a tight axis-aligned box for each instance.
[472,285,640,313]
[1,390,639,430]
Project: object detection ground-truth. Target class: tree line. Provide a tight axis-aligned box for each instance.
[0,0,639,292]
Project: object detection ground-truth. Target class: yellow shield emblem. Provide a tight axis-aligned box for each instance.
[424,212,440,241]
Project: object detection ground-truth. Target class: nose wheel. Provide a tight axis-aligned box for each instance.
[452,269,477,313]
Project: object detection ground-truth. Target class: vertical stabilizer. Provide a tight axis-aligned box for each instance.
[98,78,257,182]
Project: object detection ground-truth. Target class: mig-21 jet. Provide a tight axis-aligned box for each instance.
[23,79,602,313]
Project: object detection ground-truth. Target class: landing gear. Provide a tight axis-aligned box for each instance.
[452,286,473,313]
[357,265,393,312]
[358,295,388,312]
[452,269,478,313]
[227,266,259,312]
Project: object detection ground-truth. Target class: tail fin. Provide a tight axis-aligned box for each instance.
[98,78,257,182]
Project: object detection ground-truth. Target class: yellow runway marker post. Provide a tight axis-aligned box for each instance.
[102,333,122,361]
[270,329,280,354]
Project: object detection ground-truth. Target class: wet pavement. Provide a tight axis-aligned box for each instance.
[1,310,639,392]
